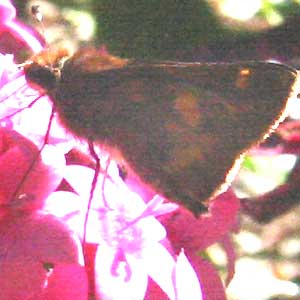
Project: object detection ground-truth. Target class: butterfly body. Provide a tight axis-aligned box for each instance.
[25,48,300,214]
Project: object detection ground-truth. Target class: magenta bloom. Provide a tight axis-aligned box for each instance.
[44,162,203,299]
[0,126,87,299]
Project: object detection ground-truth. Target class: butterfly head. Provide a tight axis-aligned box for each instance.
[23,47,70,92]
[23,47,130,93]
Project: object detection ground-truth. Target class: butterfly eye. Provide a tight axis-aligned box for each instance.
[235,67,252,89]
[25,62,57,91]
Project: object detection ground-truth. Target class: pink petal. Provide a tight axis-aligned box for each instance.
[0,213,85,299]
[143,195,178,217]
[44,191,103,243]
[162,189,240,252]
[0,260,46,300]
[0,53,18,85]
[44,191,82,219]
[42,264,88,300]
[146,277,170,300]
[220,234,237,286]
[190,254,227,300]
[125,170,157,203]
[0,127,40,206]
[95,244,148,300]
[0,128,65,214]
[0,213,84,265]
[0,0,15,23]
[5,20,43,53]
[174,250,202,300]
[63,164,101,199]
[0,0,43,55]
[142,243,176,299]
[137,216,167,242]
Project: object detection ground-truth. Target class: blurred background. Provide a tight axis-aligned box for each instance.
[12,0,300,61]
[12,1,300,299]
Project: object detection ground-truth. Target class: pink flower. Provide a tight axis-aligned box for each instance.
[44,161,203,299]
[0,126,88,299]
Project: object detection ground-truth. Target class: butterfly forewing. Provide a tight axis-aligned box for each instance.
[25,49,300,214]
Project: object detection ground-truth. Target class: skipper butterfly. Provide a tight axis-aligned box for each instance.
[23,47,300,214]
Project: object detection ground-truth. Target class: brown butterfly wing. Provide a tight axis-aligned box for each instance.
[54,58,299,214]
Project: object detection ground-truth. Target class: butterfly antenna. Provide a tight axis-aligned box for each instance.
[31,5,49,50]
[31,4,57,71]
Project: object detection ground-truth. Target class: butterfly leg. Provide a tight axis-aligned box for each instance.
[82,140,100,251]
